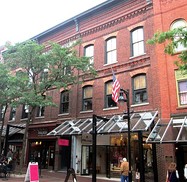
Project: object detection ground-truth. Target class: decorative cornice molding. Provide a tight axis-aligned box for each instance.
[59,3,153,46]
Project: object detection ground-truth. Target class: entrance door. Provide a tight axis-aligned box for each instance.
[48,146,55,170]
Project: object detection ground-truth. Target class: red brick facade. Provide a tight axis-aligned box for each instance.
[3,0,187,181]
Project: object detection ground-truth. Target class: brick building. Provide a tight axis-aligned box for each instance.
[3,0,187,182]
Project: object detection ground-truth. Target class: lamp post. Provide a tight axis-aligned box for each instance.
[118,88,132,182]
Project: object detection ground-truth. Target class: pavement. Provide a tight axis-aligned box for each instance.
[2,169,120,182]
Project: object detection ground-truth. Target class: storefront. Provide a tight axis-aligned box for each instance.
[146,116,187,181]
[48,111,158,181]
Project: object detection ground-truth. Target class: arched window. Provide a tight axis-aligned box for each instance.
[82,86,93,111]
[131,27,145,57]
[170,19,187,52]
[84,44,94,64]
[105,37,117,64]
[132,74,147,104]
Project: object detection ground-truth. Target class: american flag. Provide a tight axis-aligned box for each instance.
[112,70,120,103]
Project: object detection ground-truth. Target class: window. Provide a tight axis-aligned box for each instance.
[175,70,187,106]
[60,91,69,114]
[105,37,117,64]
[84,45,94,64]
[22,105,29,119]
[178,81,187,105]
[131,27,145,57]
[105,81,117,108]
[36,106,45,117]
[9,107,16,121]
[133,74,147,104]
[82,86,93,111]
[170,19,187,52]
[63,66,71,75]
[40,68,48,82]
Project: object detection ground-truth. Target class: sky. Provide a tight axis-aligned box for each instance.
[0,0,106,46]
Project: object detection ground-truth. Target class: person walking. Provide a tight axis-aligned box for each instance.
[166,162,179,182]
[120,157,129,182]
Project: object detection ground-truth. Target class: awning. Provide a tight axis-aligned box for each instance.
[47,111,158,136]
[1,123,26,137]
[146,117,187,143]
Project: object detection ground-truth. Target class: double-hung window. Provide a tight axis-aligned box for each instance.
[85,45,94,64]
[105,37,117,64]
[82,86,93,111]
[131,27,145,57]
[105,81,117,108]
[60,91,69,114]
[170,19,187,53]
[133,74,147,104]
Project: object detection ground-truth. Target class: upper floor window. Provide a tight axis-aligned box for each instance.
[84,45,94,64]
[105,37,117,64]
[133,74,147,104]
[175,70,187,106]
[22,105,29,119]
[82,86,93,111]
[131,27,145,57]
[40,68,48,82]
[0,106,6,121]
[63,66,71,75]
[9,107,16,121]
[105,81,117,108]
[60,91,69,114]
[170,19,187,52]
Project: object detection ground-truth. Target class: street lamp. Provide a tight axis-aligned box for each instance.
[118,88,132,182]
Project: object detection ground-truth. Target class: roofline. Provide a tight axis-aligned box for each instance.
[31,0,116,40]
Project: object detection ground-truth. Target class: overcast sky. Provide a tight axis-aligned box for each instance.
[0,0,106,46]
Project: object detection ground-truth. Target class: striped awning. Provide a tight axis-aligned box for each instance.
[1,123,25,136]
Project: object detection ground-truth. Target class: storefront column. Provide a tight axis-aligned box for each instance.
[138,131,145,182]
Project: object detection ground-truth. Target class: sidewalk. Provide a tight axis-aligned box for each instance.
[3,169,120,182]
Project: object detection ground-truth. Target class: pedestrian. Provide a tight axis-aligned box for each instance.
[135,157,140,182]
[166,162,179,182]
[120,157,129,182]
[6,148,13,161]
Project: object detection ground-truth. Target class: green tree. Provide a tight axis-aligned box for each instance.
[0,63,22,154]
[147,28,187,71]
[3,40,96,173]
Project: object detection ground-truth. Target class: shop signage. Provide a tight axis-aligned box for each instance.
[37,130,48,136]
[58,139,69,146]
[81,132,92,144]
[24,162,39,182]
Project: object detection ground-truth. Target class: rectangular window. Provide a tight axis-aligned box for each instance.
[22,105,29,119]
[133,75,147,104]
[60,91,69,114]
[105,81,117,108]
[83,86,93,111]
[175,70,187,106]
[106,37,117,64]
[9,107,16,121]
[178,81,187,105]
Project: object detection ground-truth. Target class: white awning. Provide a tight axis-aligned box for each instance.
[47,111,158,136]
[146,117,187,143]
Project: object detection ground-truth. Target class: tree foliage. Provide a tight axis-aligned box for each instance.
[3,40,96,172]
[147,28,187,71]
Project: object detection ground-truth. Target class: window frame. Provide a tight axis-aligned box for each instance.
[59,90,69,114]
[132,74,147,104]
[105,37,117,64]
[105,81,117,108]
[170,19,187,53]
[82,86,93,111]
[131,27,145,57]
[84,44,94,64]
